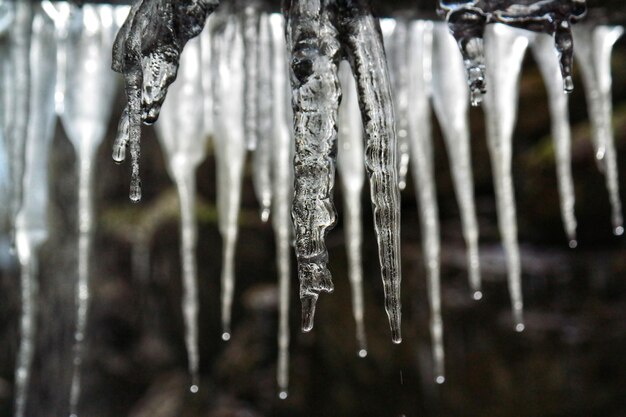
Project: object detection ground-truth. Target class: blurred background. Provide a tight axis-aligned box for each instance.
[1,1,626,417]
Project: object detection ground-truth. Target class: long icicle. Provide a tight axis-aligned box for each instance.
[242,3,259,151]
[59,6,121,414]
[253,12,273,222]
[431,23,482,299]
[212,15,246,340]
[408,20,445,382]
[286,0,341,332]
[337,61,367,357]
[530,33,578,246]
[13,8,57,417]
[269,12,293,398]
[483,24,529,331]
[338,0,402,343]
[573,24,624,236]
[154,35,207,391]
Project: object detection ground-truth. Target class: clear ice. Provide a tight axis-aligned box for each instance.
[57,4,121,414]
[211,14,246,340]
[439,0,587,105]
[111,0,219,201]
[573,23,624,235]
[337,61,367,356]
[483,24,529,330]
[154,36,207,389]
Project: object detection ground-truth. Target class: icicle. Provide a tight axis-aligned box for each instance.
[252,13,273,222]
[286,1,341,333]
[211,15,246,341]
[242,4,260,151]
[13,8,57,417]
[431,23,482,298]
[155,35,207,391]
[200,17,214,139]
[7,0,33,242]
[58,5,120,414]
[483,24,529,331]
[337,61,367,357]
[382,18,411,191]
[530,33,578,246]
[439,0,586,105]
[111,0,219,201]
[407,20,445,382]
[573,24,624,235]
[269,12,293,398]
[337,0,402,343]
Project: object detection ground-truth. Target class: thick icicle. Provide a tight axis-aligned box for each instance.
[382,18,411,191]
[242,3,259,151]
[407,20,445,382]
[13,9,57,417]
[431,23,482,298]
[200,16,214,138]
[7,0,33,240]
[59,5,121,414]
[211,15,246,340]
[439,0,587,105]
[111,0,219,201]
[337,0,402,343]
[337,61,367,357]
[483,24,529,331]
[269,13,293,398]
[155,36,207,391]
[252,13,273,222]
[286,0,341,333]
[530,33,578,246]
[573,24,624,236]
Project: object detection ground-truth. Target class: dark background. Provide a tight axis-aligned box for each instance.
[2,1,626,416]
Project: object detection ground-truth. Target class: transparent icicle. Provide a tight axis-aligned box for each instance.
[155,36,207,391]
[13,9,57,417]
[286,1,341,333]
[337,61,367,357]
[242,4,259,151]
[573,24,624,236]
[269,13,293,399]
[59,6,120,415]
[338,0,402,343]
[200,16,214,138]
[252,13,273,222]
[407,20,445,383]
[382,18,411,191]
[8,0,32,241]
[530,33,578,246]
[439,0,586,105]
[111,0,219,201]
[483,24,529,331]
[431,23,482,298]
[211,15,246,341]
[0,3,13,230]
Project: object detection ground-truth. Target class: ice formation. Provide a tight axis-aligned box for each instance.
[2,0,624,413]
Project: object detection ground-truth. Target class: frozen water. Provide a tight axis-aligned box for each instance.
[155,36,207,390]
[337,61,367,355]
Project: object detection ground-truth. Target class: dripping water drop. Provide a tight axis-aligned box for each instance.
[190,384,199,394]
[358,349,368,358]
[435,375,445,384]
[221,332,231,342]
[473,291,483,301]
[614,226,624,236]
[569,239,578,249]
[260,207,270,223]
[278,390,288,400]
[515,323,526,332]
[563,76,574,94]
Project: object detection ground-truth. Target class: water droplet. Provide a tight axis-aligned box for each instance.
[435,375,445,384]
[515,323,525,332]
[278,390,288,400]
[221,332,231,342]
[568,239,578,249]
[358,349,368,358]
[473,291,483,301]
[614,226,624,236]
